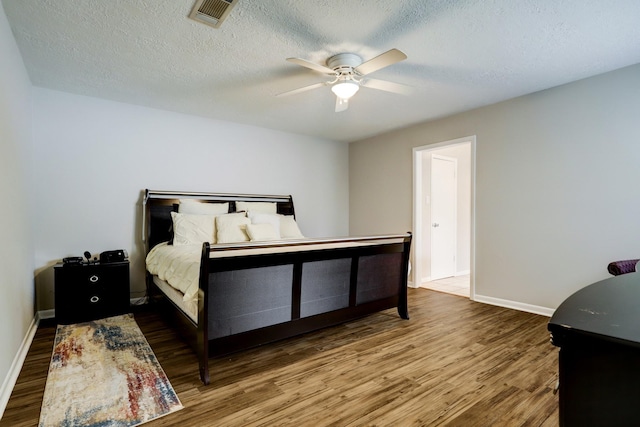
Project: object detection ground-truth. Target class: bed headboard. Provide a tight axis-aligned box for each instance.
[142,189,295,251]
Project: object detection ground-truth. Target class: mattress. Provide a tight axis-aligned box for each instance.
[152,275,198,323]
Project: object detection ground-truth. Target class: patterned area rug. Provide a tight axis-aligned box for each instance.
[38,314,183,427]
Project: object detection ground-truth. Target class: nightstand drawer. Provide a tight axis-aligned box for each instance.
[55,261,130,324]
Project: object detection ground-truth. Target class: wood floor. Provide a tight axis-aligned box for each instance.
[1,288,559,426]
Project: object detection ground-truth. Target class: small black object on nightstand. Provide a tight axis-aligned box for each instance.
[54,260,130,324]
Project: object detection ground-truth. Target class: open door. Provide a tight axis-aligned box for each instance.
[430,154,457,280]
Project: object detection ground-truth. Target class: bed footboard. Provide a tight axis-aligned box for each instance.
[197,234,411,385]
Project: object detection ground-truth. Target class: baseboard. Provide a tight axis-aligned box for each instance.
[130,296,148,306]
[38,309,55,320]
[473,294,555,317]
[0,315,39,419]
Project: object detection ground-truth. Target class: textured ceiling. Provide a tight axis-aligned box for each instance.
[3,0,640,142]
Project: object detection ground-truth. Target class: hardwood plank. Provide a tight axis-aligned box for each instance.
[0,289,559,426]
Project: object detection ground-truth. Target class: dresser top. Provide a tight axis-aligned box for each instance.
[549,272,640,347]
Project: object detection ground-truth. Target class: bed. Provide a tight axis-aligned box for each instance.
[143,189,412,385]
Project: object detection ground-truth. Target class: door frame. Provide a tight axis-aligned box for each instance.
[412,135,476,300]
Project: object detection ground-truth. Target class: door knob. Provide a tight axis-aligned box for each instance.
[433,223,440,228]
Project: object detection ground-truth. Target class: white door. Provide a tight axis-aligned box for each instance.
[430,154,457,280]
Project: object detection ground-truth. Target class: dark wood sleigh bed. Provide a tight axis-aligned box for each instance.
[143,189,412,385]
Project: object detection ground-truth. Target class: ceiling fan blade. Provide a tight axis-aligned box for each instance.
[335,97,349,113]
[286,57,336,75]
[354,48,407,76]
[276,82,326,97]
[361,78,412,95]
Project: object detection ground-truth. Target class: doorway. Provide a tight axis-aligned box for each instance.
[412,136,475,299]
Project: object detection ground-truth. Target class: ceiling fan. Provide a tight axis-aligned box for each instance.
[277,48,411,112]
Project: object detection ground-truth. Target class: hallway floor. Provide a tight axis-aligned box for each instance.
[421,274,470,298]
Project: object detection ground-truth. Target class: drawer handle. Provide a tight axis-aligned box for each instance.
[90,296,100,303]
[89,275,99,283]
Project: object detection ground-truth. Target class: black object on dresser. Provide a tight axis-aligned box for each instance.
[548,272,640,427]
[54,261,130,324]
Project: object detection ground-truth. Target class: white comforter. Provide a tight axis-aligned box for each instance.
[146,242,201,302]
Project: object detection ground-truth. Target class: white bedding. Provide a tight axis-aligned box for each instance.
[146,242,202,302]
[146,235,408,305]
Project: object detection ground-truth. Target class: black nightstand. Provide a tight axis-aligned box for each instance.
[54,261,130,324]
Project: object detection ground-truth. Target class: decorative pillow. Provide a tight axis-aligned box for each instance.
[279,215,304,239]
[170,212,216,246]
[179,199,229,215]
[235,201,277,214]
[247,211,281,237]
[216,213,251,244]
[246,223,280,241]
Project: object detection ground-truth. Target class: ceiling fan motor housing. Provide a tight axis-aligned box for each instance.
[327,53,363,74]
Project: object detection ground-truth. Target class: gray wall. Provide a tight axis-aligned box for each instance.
[350,63,640,312]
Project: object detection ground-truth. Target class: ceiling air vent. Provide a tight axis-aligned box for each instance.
[189,0,237,29]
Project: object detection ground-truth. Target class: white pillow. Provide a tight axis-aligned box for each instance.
[248,211,281,237]
[171,212,215,246]
[279,215,304,239]
[216,213,251,244]
[235,201,277,214]
[179,199,229,215]
[246,223,280,241]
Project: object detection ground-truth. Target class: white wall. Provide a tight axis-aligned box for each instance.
[350,63,640,312]
[32,88,349,310]
[0,3,34,412]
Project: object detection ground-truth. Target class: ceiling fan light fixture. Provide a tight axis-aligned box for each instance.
[280,49,407,112]
[331,81,360,99]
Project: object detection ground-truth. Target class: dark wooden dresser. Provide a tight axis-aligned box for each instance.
[54,261,130,324]
[548,272,640,426]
